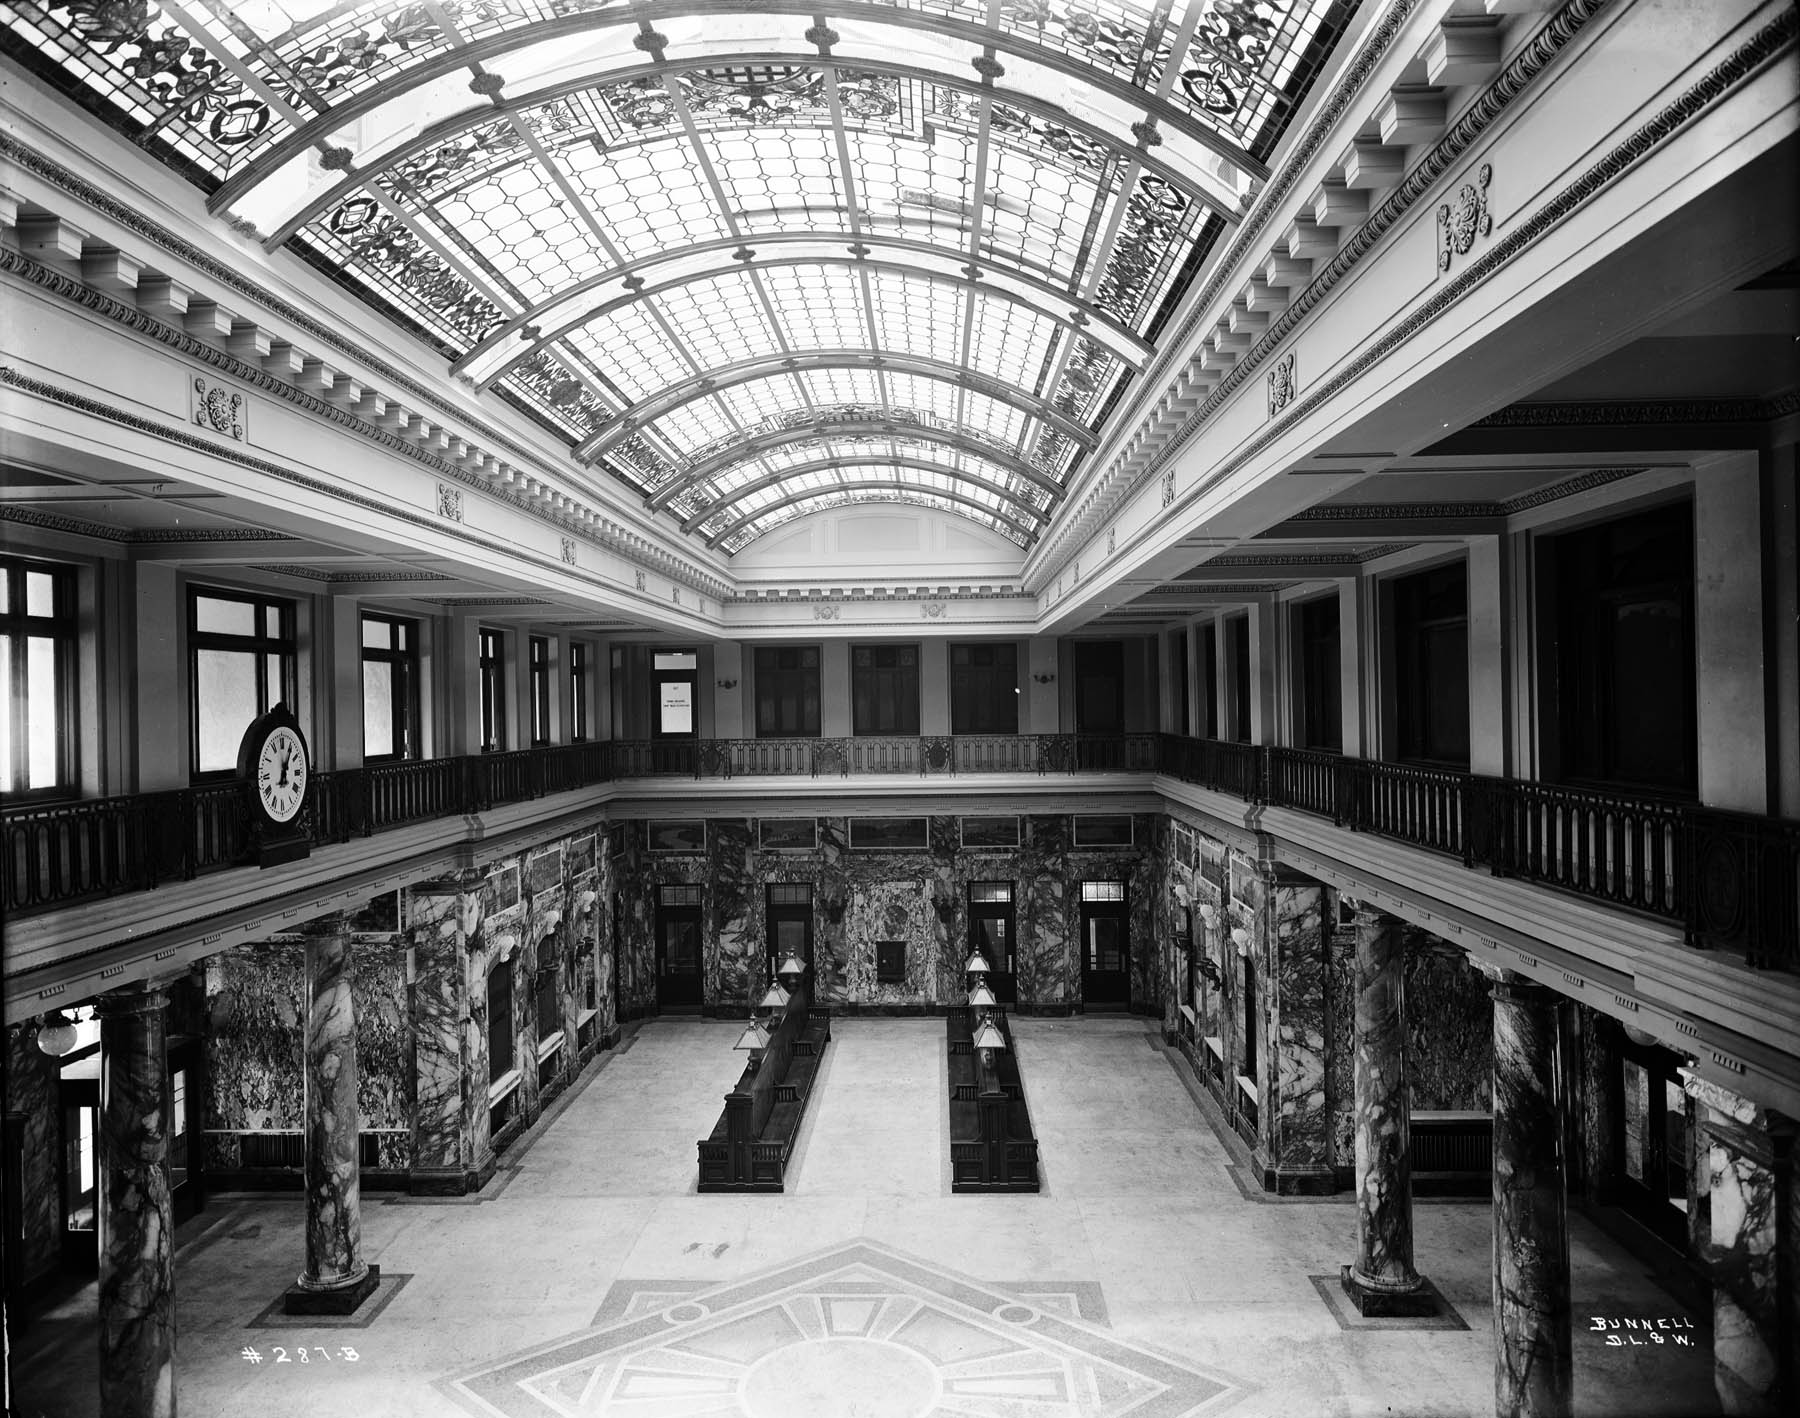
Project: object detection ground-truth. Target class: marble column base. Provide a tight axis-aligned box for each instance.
[1341,1263,1437,1317]
[284,1263,381,1316]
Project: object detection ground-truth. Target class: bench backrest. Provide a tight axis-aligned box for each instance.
[727,984,810,1139]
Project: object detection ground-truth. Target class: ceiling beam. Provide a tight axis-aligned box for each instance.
[708,480,1038,549]
[682,455,1052,534]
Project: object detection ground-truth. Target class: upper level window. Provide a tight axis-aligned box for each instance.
[1226,616,1251,744]
[190,587,295,777]
[529,635,552,746]
[1073,640,1123,734]
[950,642,1018,735]
[479,628,507,752]
[1545,501,1696,794]
[852,644,918,735]
[0,557,77,796]
[1200,622,1219,739]
[755,646,820,737]
[570,642,590,742]
[360,613,418,762]
[1392,562,1469,767]
[1294,595,1341,752]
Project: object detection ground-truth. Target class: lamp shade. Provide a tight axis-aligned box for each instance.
[971,1019,1007,1051]
[759,983,790,1012]
[963,950,992,975]
[967,983,998,1011]
[734,1018,771,1052]
[35,1014,78,1057]
[777,954,807,979]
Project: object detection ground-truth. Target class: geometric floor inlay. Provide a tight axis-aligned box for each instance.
[441,1241,1252,1417]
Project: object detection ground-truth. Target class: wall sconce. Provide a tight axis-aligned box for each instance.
[1230,926,1252,957]
[716,678,739,689]
[1031,672,1056,684]
[493,932,518,963]
[575,889,598,914]
[35,1010,79,1057]
[538,907,563,938]
[1198,903,1217,928]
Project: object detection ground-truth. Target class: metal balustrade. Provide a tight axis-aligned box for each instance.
[3,732,1794,974]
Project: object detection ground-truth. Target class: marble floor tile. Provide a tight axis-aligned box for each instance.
[10,1016,1718,1418]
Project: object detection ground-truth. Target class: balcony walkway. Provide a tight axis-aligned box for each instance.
[13,1016,1718,1417]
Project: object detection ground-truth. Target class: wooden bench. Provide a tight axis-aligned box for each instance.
[697,987,830,1192]
[946,1006,1039,1192]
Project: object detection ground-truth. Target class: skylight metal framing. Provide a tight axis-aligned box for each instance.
[4,0,1360,550]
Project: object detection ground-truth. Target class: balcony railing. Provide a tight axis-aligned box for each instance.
[4,734,1794,975]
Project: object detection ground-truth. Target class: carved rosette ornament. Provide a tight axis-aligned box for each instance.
[813,604,839,620]
[1437,163,1494,273]
[191,377,246,439]
[436,483,463,521]
[1161,467,1176,509]
[1266,353,1296,417]
[560,537,576,564]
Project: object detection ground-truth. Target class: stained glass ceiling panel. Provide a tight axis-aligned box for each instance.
[5,0,1362,548]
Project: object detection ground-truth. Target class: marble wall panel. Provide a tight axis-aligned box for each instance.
[708,819,759,1008]
[1403,935,1492,1111]
[406,884,475,1177]
[351,941,410,1168]
[1325,921,1356,1170]
[1265,881,1329,1181]
[838,878,943,1004]
[5,1024,61,1284]
[205,944,305,1134]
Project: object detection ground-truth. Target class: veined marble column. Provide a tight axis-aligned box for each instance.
[1490,971,1571,1418]
[97,983,176,1418]
[284,914,379,1314]
[1340,907,1433,1314]
[1683,1071,1794,1417]
[1256,875,1332,1194]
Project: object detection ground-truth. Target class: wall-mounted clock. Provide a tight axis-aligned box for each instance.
[237,703,313,867]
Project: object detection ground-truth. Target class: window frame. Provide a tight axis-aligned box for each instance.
[0,556,79,799]
[754,644,822,738]
[1293,593,1342,753]
[851,642,921,736]
[569,641,590,742]
[1391,560,1470,768]
[359,611,419,764]
[529,634,552,747]
[478,626,508,753]
[187,585,297,781]
[948,640,1019,735]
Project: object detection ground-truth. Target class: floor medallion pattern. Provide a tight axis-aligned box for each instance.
[443,1240,1249,1417]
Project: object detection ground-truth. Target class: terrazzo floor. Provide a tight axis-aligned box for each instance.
[11,1016,1718,1417]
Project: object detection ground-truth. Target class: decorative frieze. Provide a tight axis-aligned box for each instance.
[191,375,246,439]
[1436,162,1494,272]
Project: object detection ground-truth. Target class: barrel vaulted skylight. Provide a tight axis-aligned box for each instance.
[6,0,1359,551]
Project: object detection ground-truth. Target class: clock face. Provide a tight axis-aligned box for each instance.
[256,725,308,824]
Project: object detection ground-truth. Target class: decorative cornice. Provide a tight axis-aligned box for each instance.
[723,587,1031,605]
[0,160,729,599]
[420,597,552,608]
[1159,7,1795,531]
[0,502,294,542]
[0,365,693,619]
[1146,583,1279,596]
[1473,394,1800,427]
[1045,0,1616,569]
[246,565,456,583]
[1281,467,1648,524]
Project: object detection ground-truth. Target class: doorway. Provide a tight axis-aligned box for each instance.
[1616,1034,1690,1247]
[167,1038,203,1225]
[766,884,814,987]
[650,648,699,773]
[969,882,1017,1005]
[1079,881,1130,1007]
[656,884,704,1011]
[58,1058,99,1274]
